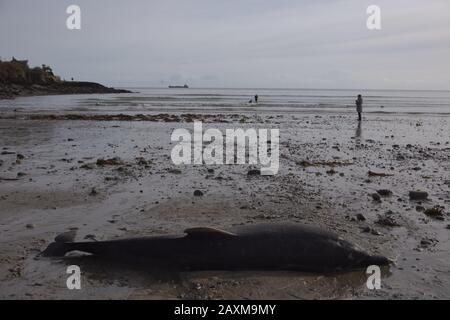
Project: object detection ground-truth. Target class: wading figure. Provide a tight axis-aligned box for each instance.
[356,94,363,121]
[254,94,259,103]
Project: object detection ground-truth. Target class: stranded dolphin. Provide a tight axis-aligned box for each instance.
[41,223,389,273]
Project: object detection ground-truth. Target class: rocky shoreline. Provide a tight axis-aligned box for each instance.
[0,58,131,99]
[0,81,131,100]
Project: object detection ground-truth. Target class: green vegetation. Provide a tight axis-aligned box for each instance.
[0,57,61,85]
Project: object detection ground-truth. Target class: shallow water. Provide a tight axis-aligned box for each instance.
[2,88,450,115]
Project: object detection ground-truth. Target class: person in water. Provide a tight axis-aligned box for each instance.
[356,94,363,121]
[254,94,258,103]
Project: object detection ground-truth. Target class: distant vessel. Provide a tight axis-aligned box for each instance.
[168,84,189,89]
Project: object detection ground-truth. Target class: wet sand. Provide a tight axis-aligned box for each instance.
[0,112,449,299]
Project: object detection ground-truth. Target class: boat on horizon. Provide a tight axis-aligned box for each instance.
[168,84,189,89]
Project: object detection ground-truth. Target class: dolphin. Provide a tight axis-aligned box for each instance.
[41,223,389,273]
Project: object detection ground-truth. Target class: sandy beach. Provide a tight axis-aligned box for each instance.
[1,101,449,299]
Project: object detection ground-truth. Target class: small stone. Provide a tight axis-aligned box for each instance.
[89,187,98,196]
[84,234,96,241]
[194,190,204,197]
[409,191,429,200]
[362,226,371,233]
[372,193,381,202]
[377,189,393,196]
[81,163,95,170]
[375,215,400,227]
[96,157,123,166]
[371,229,381,236]
[26,224,35,229]
[356,213,366,221]
[247,169,261,176]
[424,206,445,220]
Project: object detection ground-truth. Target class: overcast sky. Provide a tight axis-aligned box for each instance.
[1,0,449,89]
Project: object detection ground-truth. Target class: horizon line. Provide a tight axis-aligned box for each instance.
[114,86,450,93]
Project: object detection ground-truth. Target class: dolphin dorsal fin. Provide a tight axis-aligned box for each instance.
[55,230,76,243]
[184,227,237,238]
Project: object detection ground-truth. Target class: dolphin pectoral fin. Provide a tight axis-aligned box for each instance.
[184,227,237,238]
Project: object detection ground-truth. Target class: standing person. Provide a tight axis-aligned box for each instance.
[254,94,258,103]
[356,94,363,121]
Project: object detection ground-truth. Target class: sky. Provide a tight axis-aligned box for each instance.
[1,0,449,89]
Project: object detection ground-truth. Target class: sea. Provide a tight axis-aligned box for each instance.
[1,88,450,115]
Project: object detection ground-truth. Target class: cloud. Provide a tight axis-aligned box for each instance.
[1,0,449,89]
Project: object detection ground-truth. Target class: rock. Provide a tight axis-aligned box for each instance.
[419,238,437,248]
[89,187,98,196]
[362,226,371,233]
[377,189,393,196]
[371,193,381,202]
[136,157,149,166]
[207,168,215,174]
[84,234,96,241]
[194,190,204,197]
[16,154,25,160]
[81,163,96,170]
[26,224,35,229]
[368,171,394,177]
[17,172,26,177]
[96,157,123,166]
[247,169,261,176]
[409,191,429,200]
[375,215,400,227]
[415,205,425,212]
[424,206,445,220]
[168,168,182,174]
[356,213,366,221]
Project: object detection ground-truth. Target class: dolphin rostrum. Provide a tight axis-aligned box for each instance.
[41,223,389,272]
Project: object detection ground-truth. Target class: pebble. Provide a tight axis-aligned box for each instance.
[194,190,204,197]
[409,191,429,200]
[372,193,381,202]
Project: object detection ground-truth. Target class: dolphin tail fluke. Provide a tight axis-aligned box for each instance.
[40,231,77,257]
[41,242,72,257]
